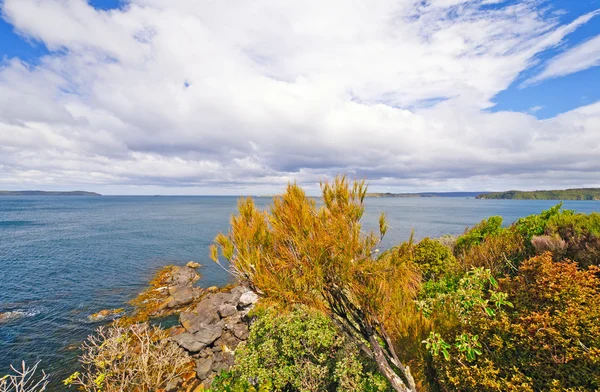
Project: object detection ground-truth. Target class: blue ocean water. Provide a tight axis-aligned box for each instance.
[1,196,599,384]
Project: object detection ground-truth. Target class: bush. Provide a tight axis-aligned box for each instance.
[64,323,192,392]
[544,212,600,268]
[455,216,504,256]
[413,238,457,282]
[459,228,526,276]
[0,362,48,392]
[212,307,390,392]
[425,254,600,391]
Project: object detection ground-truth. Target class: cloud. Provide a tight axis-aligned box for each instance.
[527,32,600,85]
[0,0,599,194]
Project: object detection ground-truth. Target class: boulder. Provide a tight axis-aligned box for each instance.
[232,323,249,340]
[167,287,196,308]
[238,291,259,307]
[218,304,237,318]
[196,356,214,379]
[195,325,223,345]
[170,266,199,287]
[173,332,206,353]
[180,300,220,333]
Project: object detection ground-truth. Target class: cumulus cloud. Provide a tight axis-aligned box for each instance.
[0,0,599,194]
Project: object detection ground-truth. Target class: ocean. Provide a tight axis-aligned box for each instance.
[1,195,599,385]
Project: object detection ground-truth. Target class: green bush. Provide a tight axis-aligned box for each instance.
[413,238,457,282]
[423,254,600,391]
[212,307,390,392]
[455,216,504,256]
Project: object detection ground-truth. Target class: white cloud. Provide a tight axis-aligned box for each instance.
[527,32,600,84]
[0,0,599,194]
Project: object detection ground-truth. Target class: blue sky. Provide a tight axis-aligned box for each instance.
[491,0,600,119]
[0,0,599,194]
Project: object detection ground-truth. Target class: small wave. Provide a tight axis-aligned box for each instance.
[0,309,41,323]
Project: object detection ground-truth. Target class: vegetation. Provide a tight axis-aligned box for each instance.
[211,307,390,392]
[476,188,600,200]
[211,177,423,392]
[0,362,48,392]
[64,323,192,392]
[210,179,600,392]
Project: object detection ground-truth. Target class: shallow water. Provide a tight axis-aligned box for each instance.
[1,195,599,384]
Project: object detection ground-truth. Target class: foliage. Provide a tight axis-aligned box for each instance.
[64,323,192,392]
[0,362,48,392]
[210,307,390,392]
[477,188,600,200]
[514,204,600,268]
[425,254,600,391]
[513,203,569,242]
[454,216,503,256]
[458,228,525,275]
[211,176,422,392]
[412,238,457,282]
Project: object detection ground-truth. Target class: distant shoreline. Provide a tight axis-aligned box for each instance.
[0,191,101,196]
[366,192,486,198]
[476,188,600,200]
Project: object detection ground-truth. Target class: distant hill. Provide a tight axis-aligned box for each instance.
[0,191,101,196]
[366,192,486,198]
[476,188,600,200]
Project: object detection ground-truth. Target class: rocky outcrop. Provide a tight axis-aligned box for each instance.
[170,285,259,388]
[88,308,125,322]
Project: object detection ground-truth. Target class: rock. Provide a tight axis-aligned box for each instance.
[186,261,201,268]
[196,356,214,379]
[232,323,249,340]
[88,308,125,322]
[180,303,220,333]
[0,311,25,323]
[195,325,222,345]
[206,286,218,292]
[238,291,259,307]
[167,287,195,308]
[170,266,199,287]
[218,304,237,318]
[173,332,206,352]
[165,376,182,392]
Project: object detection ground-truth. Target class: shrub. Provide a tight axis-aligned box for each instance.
[413,238,457,282]
[544,212,600,268]
[455,216,504,256]
[0,362,48,392]
[513,203,570,242]
[459,228,526,276]
[64,323,192,392]
[425,254,600,391]
[212,307,390,392]
[211,177,422,392]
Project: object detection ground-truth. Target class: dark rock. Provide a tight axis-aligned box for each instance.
[218,304,237,318]
[180,301,220,333]
[232,323,249,340]
[167,287,195,308]
[170,266,199,287]
[173,332,205,352]
[195,325,222,345]
[196,356,214,379]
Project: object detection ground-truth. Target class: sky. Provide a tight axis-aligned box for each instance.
[0,0,599,195]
